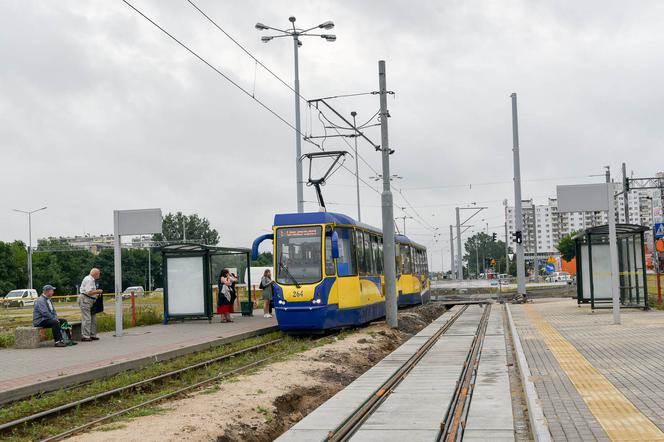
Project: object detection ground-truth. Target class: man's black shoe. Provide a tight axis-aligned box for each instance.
[81,337,92,342]
[90,336,100,341]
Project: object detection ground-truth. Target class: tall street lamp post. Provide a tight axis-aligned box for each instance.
[13,207,47,289]
[256,17,336,213]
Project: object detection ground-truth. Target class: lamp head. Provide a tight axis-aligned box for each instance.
[261,36,273,43]
[255,22,268,30]
[289,16,296,23]
[321,34,336,42]
[319,20,334,30]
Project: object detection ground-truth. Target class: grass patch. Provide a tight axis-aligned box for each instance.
[0,329,347,441]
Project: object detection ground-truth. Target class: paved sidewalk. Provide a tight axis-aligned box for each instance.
[0,311,276,404]
[511,298,664,441]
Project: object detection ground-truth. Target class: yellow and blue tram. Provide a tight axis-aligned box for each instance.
[252,212,430,331]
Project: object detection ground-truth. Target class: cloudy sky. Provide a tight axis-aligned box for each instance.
[2,0,663,271]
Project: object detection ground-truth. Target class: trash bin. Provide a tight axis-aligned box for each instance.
[241,301,254,316]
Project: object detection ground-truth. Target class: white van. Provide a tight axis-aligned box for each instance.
[2,289,39,307]
[547,272,571,283]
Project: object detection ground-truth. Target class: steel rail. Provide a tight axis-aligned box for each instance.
[437,304,492,441]
[0,338,283,434]
[325,305,470,442]
[40,353,282,442]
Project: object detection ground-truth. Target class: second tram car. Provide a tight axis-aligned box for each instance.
[252,212,430,331]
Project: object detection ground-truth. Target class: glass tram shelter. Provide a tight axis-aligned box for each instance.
[161,243,253,323]
[573,224,649,310]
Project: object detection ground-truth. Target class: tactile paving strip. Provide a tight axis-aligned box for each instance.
[524,305,664,441]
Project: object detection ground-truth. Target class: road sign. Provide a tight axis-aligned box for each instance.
[655,223,664,239]
[545,263,555,273]
[546,256,556,264]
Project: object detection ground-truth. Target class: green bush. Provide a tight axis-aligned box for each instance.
[0,332,14,348]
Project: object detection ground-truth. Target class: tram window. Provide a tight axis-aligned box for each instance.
[325,236,335,275]
[371,235,379,275]
[275,226,322,285]
[416,249,422,274]
[355,229,365,274]
[376,237,384,274]
[402,244,412,274]
[395,242,402,276]
[335,228,356,276]
[363,232,374,275]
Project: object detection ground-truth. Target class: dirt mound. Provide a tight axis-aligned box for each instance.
[398,301,447,334]
[74,302,449,442]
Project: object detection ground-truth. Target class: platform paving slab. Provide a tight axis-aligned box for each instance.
[0,311,276,404]
[464,307,515,440]
[511,298,664,441]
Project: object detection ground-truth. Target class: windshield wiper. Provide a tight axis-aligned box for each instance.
[279,262,301,288]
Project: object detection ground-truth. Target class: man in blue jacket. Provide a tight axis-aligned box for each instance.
[33,285,74,347]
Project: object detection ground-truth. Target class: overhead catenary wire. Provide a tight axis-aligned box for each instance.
[185,0,310,104]
[122,0,304,137]
[124,1,446,226]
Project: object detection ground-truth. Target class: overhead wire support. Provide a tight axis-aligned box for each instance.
[121,0,300,135]
[308,98,382,151]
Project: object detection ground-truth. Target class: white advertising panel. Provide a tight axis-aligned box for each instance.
[166,256,205,315]
[590,243,612,299]
[556,184,609,213]
[117,208,163,236]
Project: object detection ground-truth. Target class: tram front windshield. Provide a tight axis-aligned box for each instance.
[276,226,323,285]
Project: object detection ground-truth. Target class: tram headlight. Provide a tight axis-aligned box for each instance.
[278,299,285,305]
[312,298,322,304]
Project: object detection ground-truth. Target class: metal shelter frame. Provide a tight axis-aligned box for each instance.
[573,224,649,311]
[161,243,253,324]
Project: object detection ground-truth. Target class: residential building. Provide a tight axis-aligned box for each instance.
[506,184,661,255]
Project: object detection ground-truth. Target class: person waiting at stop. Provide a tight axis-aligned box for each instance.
[33,285,77,347]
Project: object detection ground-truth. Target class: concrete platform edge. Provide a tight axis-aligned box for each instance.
[505,304,551,442]
[0,325,279,406]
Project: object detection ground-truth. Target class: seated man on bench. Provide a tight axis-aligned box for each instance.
[33,285,76,347]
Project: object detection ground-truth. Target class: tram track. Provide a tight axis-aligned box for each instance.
[438,304,491,441]
[324,304,492,442]
[325,305,473,442]
[0,338,285,441]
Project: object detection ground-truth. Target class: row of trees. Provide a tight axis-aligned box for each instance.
[0,212,273,296]
[460,230,577,278]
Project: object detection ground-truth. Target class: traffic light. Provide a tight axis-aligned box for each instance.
[512,231,522,244]
[492,232,497,241]
[623,176,630,193]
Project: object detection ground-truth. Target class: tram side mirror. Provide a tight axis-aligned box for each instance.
[331,231,340,259]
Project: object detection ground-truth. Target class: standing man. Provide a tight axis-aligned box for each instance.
[79,268,102,341]
[33,285,75,347]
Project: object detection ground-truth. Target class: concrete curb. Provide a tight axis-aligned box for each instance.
[506,304,552,442]
[0,325,279,405]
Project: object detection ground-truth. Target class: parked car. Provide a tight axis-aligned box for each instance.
[2,289,38,308]
[546,272,571,283]
[122,286,145,298]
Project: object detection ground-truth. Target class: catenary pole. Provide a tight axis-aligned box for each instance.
[351,111,361,221]
[378,60,397,329]
[607,183,621,324]
[293,35,304,213]
[450,226,456,278]
[28,213,33,290]
[511,93,526,298]
[456,208,463,280]
[113,210,123,337]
